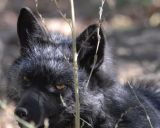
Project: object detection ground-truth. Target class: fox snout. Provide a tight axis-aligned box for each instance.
[14,89,45,127]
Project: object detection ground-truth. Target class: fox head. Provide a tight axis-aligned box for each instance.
[7,7,114,128]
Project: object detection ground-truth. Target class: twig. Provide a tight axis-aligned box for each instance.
[70,0,80,128]
[34,0,46,27]
[60,94,67,107]
[15,116,35,128]
[52,0,72,28]
[86,0,105,87]
[114,106,139,128]
[73,114,93,128]
[127,81,154,128]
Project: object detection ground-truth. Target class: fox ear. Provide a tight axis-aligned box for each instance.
[17,8,46,48]
[76,24,105,72]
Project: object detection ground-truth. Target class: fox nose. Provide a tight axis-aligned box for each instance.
[15,107,28,121]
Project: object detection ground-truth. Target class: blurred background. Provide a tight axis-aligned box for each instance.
[0,0,160,127]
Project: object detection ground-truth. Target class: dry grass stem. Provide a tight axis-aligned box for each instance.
[128,81,154,128]
[86,0,105,87]
[70,0,80,128]
[52,0,72,28]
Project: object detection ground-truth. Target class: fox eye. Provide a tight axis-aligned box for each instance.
[22,76,31,88]
[55,84,65,90]
[23,76,30,82]
[47,84,66,93]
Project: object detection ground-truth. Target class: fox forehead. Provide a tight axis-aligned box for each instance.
[22,51,72,73]
[32,44,66,59]
[19,54,73,85]
[27,33,72,61]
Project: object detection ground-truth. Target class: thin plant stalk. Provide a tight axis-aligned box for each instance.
[86,0,105,87]
[128,82,153,128]
[70,0,80,128]
[15,116,35,128]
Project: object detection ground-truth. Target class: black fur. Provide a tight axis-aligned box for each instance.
[7,8,160,128]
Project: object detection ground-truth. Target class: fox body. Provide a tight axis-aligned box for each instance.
[7,8,160,128]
